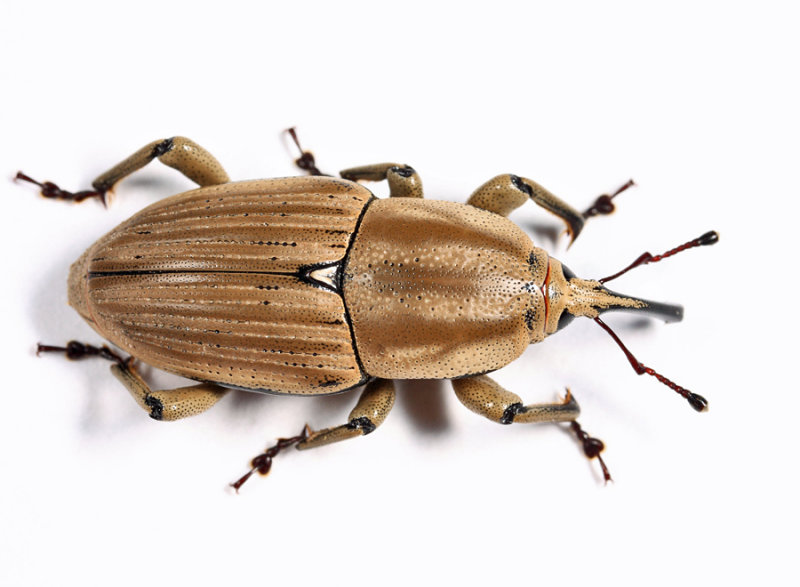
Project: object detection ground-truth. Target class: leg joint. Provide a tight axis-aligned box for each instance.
[499,402,526,425]
[152,137,175,157]
[509,174,533,197]
[347,416,377,435]
[144,395,164,421]
[390,165,416,177]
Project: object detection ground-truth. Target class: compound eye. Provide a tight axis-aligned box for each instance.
[556,263,576,331]
[561,263,576,281]
[557,310,576,331]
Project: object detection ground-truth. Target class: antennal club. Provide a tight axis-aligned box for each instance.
[593,316,708,412]
[600,230,719,284]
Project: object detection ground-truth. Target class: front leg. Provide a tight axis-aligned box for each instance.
[451,374,611,482]
[467,174,586,242]
[467,176,634,244]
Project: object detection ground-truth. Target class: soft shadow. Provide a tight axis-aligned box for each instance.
[27,243,118,434]
[226,380,452,436]
[28,240,81,337]
[303,388,360,422]
[226,386,274,414]
[226,384,360,423]
[627,317,656,331]
[123,174,189,196]
[519,220,563,249]
[603,315,657,332]
[396,379,450,435]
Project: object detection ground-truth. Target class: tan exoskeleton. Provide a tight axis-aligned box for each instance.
[19,131,718,489]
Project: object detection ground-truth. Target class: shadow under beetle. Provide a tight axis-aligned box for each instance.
[18,130,718,489]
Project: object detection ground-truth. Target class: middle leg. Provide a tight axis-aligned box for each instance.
[298,378,396,449]
[340,163,424,199]
[231,379,396,490]
[285,128,423,198]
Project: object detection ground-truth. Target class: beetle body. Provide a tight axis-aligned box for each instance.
[69,175,654,394]
[69,176,544,391]
[22,135,715,486]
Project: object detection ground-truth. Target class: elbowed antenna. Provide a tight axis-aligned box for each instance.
[599,231,719,284]
[594,316,708,412]
[590,230,719,412]
[591,230,720,323]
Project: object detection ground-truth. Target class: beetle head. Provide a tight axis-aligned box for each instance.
[544,257,683,337]
[540,231,718,412]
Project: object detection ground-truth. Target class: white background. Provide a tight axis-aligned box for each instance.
[1,1,796,585]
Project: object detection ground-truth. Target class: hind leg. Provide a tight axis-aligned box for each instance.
[37,341,228,421]
[17,136,230,205]
[110,361,228,421]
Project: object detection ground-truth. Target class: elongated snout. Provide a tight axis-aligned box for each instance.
[596,285,683,323]
[546,258,684,335]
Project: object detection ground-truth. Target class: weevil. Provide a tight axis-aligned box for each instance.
[18,132,718,489]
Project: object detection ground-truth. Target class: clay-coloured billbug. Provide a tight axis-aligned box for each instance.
[18,131,718,489]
